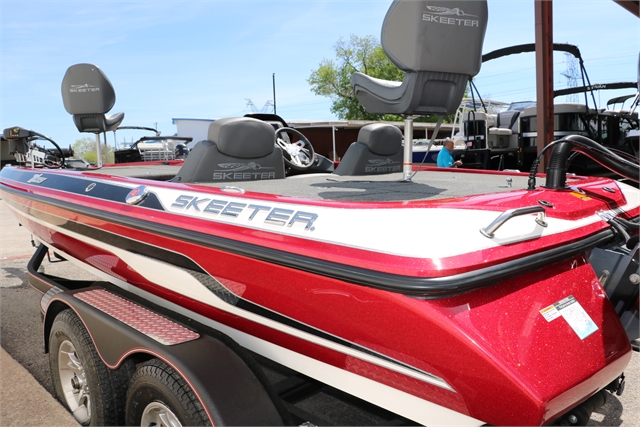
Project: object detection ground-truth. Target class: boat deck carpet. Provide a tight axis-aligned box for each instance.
[218,172,533,202]
[87,165,536,202]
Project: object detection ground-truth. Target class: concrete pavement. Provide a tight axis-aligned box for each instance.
[1,199,79,426]
[0,348,79,427]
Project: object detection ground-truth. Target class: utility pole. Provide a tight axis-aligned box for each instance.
[272,73,277,114]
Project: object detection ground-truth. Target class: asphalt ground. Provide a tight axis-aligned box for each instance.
[0,196,638,426]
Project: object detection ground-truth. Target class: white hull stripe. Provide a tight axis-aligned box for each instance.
[7,169,640,259]
[1,188,618,298]
[7,202,455,392]
[149,184,640,258]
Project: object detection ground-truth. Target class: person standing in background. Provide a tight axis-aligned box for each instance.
[437,138,463,168]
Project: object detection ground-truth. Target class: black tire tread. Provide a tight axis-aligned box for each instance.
[50,309,134,426]
[128,359,210,426]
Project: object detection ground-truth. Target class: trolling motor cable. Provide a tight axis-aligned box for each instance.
[32,132,66,162]
[608,218,632,243]
[7,128,68,169]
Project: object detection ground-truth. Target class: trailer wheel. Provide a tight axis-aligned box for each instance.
[126,359,210,427]
[49,309,132,425]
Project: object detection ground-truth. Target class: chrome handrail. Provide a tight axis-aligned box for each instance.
[480,206,547,238]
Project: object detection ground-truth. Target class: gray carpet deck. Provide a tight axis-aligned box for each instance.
[222,171,531,201]
[87,165,533,202]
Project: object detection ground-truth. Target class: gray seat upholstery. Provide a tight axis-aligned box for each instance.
[333,124,403,176]
[174,117,285,183]
[488,111,521,136]
[498,111,520,131]
[61,63,125,133]
[351,0,488,116]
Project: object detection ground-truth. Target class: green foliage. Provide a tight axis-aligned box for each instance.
[72,137,114,164]
[308,34,462,123]
[308,34,405,121]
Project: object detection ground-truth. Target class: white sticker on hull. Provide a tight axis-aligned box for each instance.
[540,295,599,340]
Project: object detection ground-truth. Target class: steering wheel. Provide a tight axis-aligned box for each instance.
[275,127,315,172]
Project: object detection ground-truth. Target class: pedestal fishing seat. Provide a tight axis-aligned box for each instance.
[351,0,488,179]
[61,64,124,134]
[174,117,285,183]
[61,63,125,167]
[333,123,403,176]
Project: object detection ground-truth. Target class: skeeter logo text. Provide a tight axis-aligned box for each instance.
[171,195,318,231]
[422,6,479,26]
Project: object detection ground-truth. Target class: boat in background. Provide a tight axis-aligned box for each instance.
[1,2,639,426]
[113,126,193,164]
[410,98,513,165]
[460,43,639,175]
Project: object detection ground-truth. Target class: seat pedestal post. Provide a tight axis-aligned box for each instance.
[402,116,416,181]
[95,134,102,168]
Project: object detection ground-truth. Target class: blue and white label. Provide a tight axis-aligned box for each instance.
[540,295,598,340]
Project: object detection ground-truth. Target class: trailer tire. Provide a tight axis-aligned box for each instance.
[49,309,132,426]
[126,359,210,426]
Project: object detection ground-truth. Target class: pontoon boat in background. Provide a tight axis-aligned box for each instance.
[460,43,639,174]
[410,98,512,165]
[112,126,192,164]
[0,1,638,426]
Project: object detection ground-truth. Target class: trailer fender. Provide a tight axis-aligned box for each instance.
[42,286,284,426]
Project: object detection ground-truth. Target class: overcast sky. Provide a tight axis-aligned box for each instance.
[1,0,638,146]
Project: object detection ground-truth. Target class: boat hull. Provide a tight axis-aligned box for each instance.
[1,166,637,425]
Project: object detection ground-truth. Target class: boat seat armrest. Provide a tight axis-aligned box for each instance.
[488,127,513,136]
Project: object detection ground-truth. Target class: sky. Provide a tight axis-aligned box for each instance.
[1,0,638,148]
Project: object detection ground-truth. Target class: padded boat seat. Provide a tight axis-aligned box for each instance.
[61,63,125,133]
[352,72,470,116]
[488,110,520,136]
[173,117,285,183]
[488,128,513,136]
[333,123,403,176]
[464,111,495,128]
[351,0,488,117]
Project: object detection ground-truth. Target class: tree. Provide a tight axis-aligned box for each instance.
[72,136,114,164]
[309,34,464,123]
[308,34,405,121]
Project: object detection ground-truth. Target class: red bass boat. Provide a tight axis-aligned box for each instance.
[0,1,638,426]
